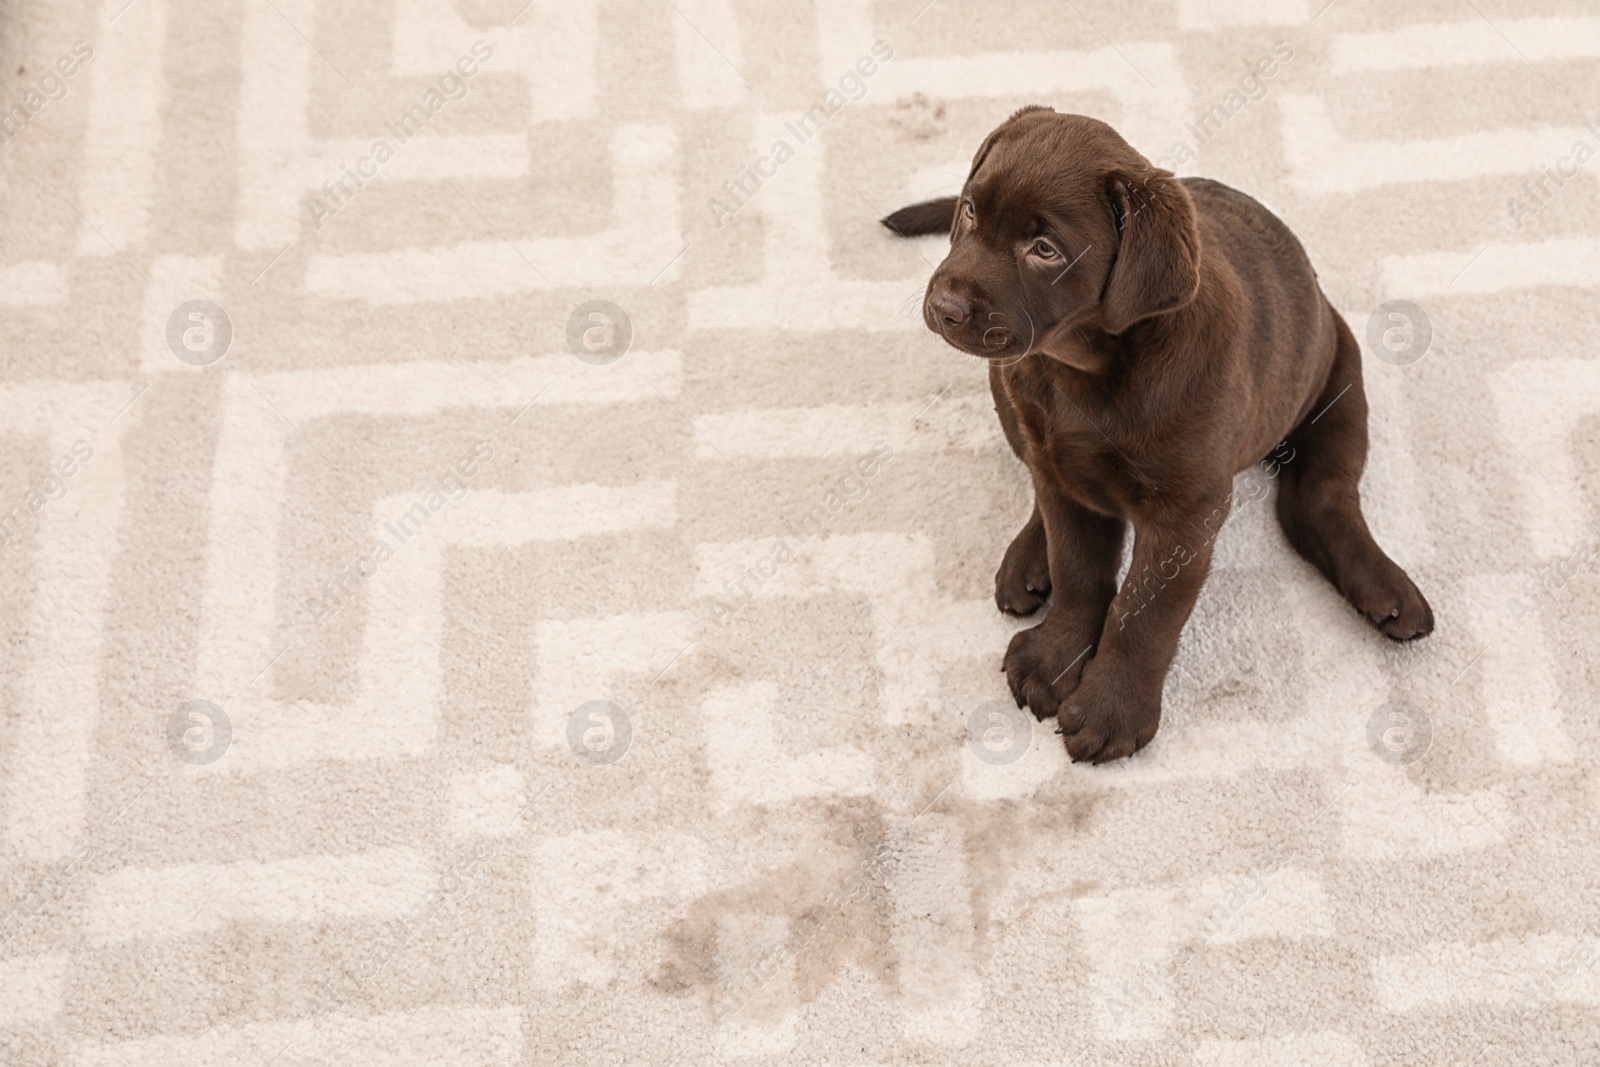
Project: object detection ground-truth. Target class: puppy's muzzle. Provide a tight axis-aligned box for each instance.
[981,314,1015,349]
[929,290,969,328]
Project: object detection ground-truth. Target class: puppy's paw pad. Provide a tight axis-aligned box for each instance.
[1059,698,1159,765]
[996,579,1047,617]
[994,525,1050,617]
[1377,600,1433,641]
[1055,662,1162,764]
[1359,573,1434,642]
[1003,625,1090,721]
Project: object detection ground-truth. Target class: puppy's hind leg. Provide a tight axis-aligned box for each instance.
[997,507,1051,616]
[990,364,1050,615]
[1274,313,1434,640]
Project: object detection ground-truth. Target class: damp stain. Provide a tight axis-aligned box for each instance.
[889,92,948,141]
[651,783,1111,1026]
[650,798,900,1023]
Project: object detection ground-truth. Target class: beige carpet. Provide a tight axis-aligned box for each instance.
[1,0,1598,1063]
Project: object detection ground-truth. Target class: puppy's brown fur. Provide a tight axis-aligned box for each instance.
[884,108,1432,763]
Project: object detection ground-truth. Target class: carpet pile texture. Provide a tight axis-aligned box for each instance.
[1,0,1598,1064]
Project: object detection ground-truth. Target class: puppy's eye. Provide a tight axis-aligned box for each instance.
[961,200,975,221]
[1031,239,1060,260]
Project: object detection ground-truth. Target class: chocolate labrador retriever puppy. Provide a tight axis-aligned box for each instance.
[883,107,1432,763]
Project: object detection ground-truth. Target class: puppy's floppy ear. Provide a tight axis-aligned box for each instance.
[1100,170,1202,334]
[966,128,1003,181]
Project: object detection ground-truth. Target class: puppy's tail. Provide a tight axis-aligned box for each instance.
[880,196,957,237]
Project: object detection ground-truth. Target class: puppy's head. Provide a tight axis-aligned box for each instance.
[923,108,1202,367]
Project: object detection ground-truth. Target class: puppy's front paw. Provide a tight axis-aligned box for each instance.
[1356,565,1434,642]
[1003,622,1094,721]
[1056,662,1161,764]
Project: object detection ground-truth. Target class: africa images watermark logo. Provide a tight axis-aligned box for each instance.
[1366,699,1431,766]
[306,441,494,628]
[966,700,1034,765]
[1150,40,1294,171]
[0,41,94,147]
[305,41,495,230]
[0,440,93,549]
[1112,440,1295,630]
[566,300,632,366]
[1366,300,1431,367]
[167,700,232,766]
[1506,524,1600,627]
[706,40,894,228]
[1507,121,1598,231]
[167,300,233,366]
[567,700,632,765]
[0,841,95,947]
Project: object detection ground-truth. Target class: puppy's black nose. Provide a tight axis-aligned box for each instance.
[930,291,970,327]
